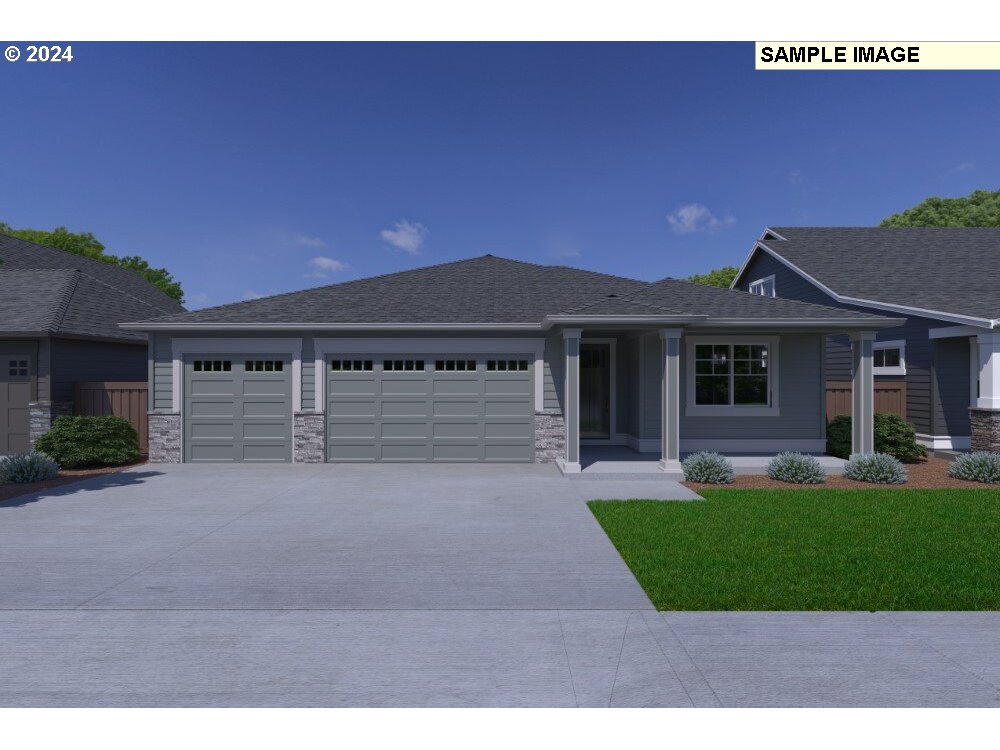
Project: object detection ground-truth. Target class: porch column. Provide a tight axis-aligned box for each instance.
[970,331,1000,451]
[851,331,875,454]
[558,328,582,473]
[659,328,683,472]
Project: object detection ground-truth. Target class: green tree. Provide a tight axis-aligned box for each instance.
[0,222,184,303]
[881,189,1000,227]
[687,265,739,288]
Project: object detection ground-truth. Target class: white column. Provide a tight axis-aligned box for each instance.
[975,332,1000,409]
[851,331,875,454]
[659,328,683,472]
[557,328,582,474]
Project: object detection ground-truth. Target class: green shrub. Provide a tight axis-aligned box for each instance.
[766,452,826,484]
[844,452,907,484]
[0,451,60,483]
[682,452,734,484]
[34,415,140,469]
[826,413,926,462]
[948,452,1000,484]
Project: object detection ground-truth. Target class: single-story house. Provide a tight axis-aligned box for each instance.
[731,227,1000,453]
[0,233,185,453]
[122,254,899,470]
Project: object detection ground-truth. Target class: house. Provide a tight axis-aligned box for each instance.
[731,227,1000,453]
[122,255,899,470]
[0,233,185,453]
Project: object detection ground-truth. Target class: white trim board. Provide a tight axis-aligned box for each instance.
[313,337,546,412]
[872,338,906,376]
[916,433,971,451]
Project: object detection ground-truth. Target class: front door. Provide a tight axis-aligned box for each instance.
[579,343,611,439]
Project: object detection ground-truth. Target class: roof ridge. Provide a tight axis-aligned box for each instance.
[75,268,182,317]
[46,269,81,333]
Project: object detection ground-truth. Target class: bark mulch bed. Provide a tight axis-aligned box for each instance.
[684,456,1000,492]
[0,460,147,504]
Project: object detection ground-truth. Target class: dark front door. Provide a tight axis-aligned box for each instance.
[580,343,611,439]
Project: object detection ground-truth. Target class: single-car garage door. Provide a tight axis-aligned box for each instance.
[184,356,292,462]
[327,355,534,462]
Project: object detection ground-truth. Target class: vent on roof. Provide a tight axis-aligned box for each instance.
[606,293,618,298]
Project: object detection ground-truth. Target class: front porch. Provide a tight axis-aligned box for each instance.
[576,445,848,478]
[551,326,878,477]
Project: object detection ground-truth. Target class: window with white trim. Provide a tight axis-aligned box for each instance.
[872,340,906,376]
[686,337,779,416]
[748,275,776,297]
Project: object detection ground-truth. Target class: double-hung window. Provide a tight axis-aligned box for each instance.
[686,337,779,416]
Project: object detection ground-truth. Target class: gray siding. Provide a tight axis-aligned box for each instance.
[638,332,826,442]
[933,337,973,438]
[152,333,174,411]
[301,337,315,411]
[738,248,954,437]
[49,338,147,403]
[543,332,564,412]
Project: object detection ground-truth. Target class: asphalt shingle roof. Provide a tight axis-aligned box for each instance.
[761,227,1000,323]
[0,233,185,340]
[130,254,887,328]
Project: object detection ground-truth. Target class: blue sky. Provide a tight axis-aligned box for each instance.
[1,42,996,308]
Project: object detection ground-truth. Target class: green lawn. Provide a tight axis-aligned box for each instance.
[588,489,1000,610]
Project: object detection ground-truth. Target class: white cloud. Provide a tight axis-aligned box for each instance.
[380,220,427,255]
[243,290,264,300]
[545,237,581,260]
[666,203,735,234]
[786,169,803,185]
[293,233,327,249]
[953,162,976,172]
[306,256,348,278]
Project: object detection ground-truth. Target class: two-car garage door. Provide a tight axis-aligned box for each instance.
[326,354,534,462]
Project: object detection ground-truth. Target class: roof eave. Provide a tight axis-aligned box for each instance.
[542,314,707,328]
[691,316,904,330]
[119,322,546,332]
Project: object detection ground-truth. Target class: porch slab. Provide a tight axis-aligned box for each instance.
[574,446,847,477]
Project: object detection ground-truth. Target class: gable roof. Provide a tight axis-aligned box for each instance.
[124,254,894,331]
[734,227,1000,328]
[0,232,185,341]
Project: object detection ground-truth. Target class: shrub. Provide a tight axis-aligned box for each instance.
[948,452,1000,484]
[0,451,60,483]
[766,452,826,484]
[826,413,926,462]
[844,452,907,484]
[682,452,734,484]
[34,415,140,469]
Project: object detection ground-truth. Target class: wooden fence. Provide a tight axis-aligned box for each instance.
[74,381,149,453]
[826,380,906,422]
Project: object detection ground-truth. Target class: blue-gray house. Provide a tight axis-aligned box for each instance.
[123,255,899,470]
[732,227,1000,453]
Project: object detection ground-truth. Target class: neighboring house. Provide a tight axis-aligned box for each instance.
[0,233,185,453]
[732,227,1000,452]
[122,255,898,470]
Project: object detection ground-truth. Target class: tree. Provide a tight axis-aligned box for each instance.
[687,265,739,288]
[880,189,1000,227]
[0,222,184,303]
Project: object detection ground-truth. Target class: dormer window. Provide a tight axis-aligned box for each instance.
[749,275,776,297]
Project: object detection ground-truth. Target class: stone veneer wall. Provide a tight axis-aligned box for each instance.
[534,410,565,463]
[294,412,326,463]
[28,400,73,447]
[148,413,181,463]
[970,408,1000,452]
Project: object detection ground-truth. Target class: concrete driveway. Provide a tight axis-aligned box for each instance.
[1,464,998,707]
